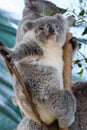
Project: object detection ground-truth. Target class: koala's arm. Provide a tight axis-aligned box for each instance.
[12,37,79,61]
[0,41,43,61]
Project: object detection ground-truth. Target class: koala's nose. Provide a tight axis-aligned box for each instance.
[48,25,55,34]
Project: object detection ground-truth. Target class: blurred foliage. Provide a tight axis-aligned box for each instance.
[59,0,87,77]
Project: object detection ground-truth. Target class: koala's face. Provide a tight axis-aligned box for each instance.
[24,14,74,47]
[34,16,65,44]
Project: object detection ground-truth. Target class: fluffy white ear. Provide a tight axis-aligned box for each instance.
[66,16,75,27]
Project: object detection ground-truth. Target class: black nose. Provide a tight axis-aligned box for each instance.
[48,25,55,34]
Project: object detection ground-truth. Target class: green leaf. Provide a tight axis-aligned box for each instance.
[85,58,87,63]
[74,60,80,64]
[85,67,87,70]
[79,10,85,16]
[77,69,83,77]
[72,9,75,13]
[59,8,67,14]
[75,19,83,26]
[82,27,87,35]
[78,63,82,67]
[79,0,82,3]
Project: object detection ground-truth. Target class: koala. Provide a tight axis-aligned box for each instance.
[16,0,60,43]
[0,14,76,129]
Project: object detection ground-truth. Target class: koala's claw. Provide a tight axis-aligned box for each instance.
[7,54,15,67]
[70,37,81,50]
[0,41,5,47]
[0,46,10,56]
[0,43,14,57]
[0,44,15,66]
[70,37,78,50]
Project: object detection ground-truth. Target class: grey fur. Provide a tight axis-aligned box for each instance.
[14,63,76,128]
[11,13,76,128]
[7,41,43,61]
[1,10,76,130]
[24,0,60,16]
[0,0,77,129]
[17,83,87,130]
[8,14,73,61]
[16,0,60,43]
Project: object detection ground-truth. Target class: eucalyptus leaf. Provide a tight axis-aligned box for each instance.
[79,0,82,3]
[79,10,85,16]
[85,67,87,70]
[77,69,83,77]
[78,63,82,67]
[82,27,87,35]
[74,60,80,64]
[85,58,87,63]
[59,8,67,14]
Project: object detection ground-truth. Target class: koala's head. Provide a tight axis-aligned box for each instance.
[23,14,74,47]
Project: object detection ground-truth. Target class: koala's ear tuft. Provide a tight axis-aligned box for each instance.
[66,16,75,27]
[23,20,34,32]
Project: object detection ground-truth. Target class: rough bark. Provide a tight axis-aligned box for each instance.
[63,33,73,90]
[60,33,73,130]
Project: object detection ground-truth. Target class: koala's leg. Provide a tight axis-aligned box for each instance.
[17,116,44,130]
[49,89,76,128]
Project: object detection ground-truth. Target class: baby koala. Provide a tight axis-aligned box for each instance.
[0,14,76,129]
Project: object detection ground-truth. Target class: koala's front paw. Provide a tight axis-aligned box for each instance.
[70,37,81,50]
[58,89,76,128]
[0,42,10,55]
[0,42,15,65]
[7,52,16,65]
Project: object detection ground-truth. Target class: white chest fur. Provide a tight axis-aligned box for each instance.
[39,41,64,76]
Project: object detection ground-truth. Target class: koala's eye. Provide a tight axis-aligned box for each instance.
[55,24,59,29]
[38,26,44,30]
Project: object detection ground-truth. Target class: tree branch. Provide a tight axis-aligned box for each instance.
[63,33,73,90]
[60,33,73,130]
